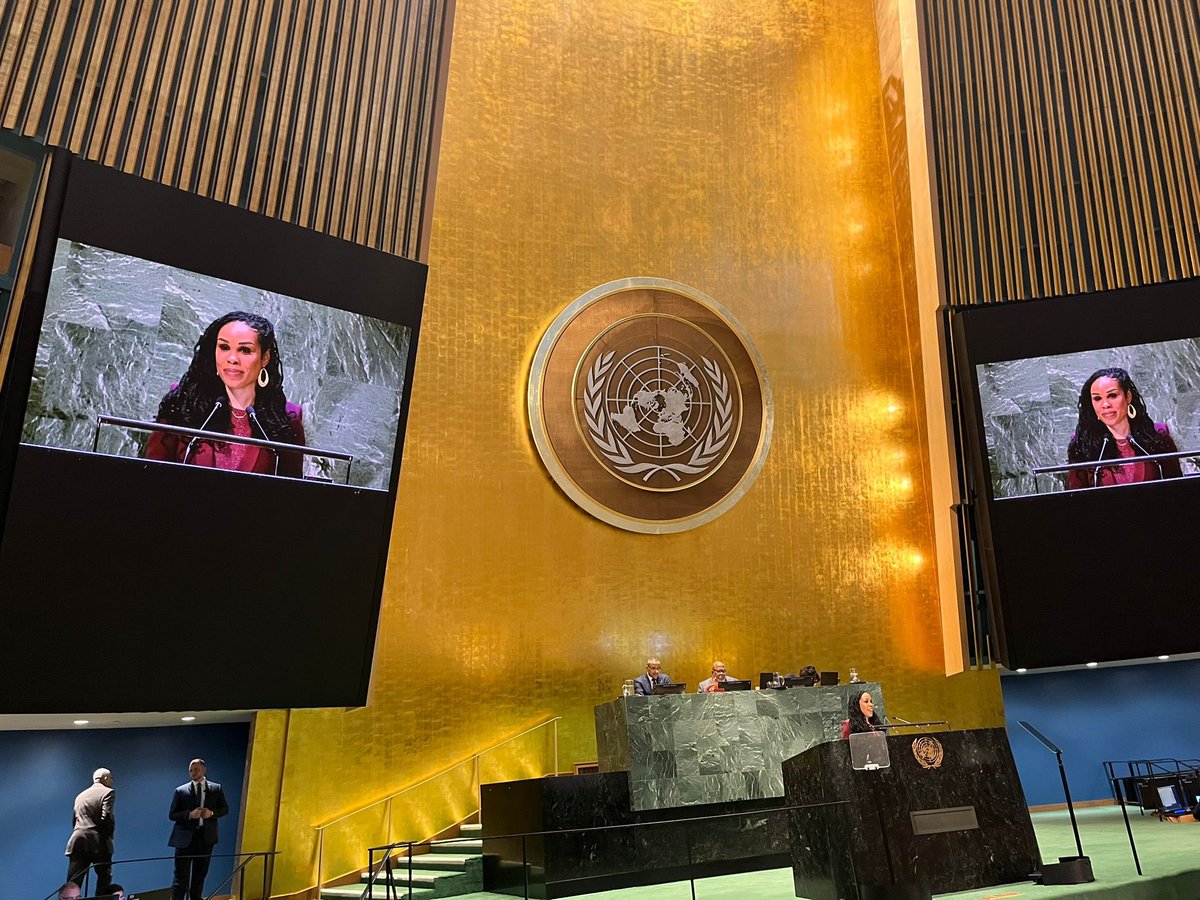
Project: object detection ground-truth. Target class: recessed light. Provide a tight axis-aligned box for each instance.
[1016,668,1027,674]
[181,716,196,722]
[1085,662,1098,668]
[1158,655,1170,661]
[73,719,89,725]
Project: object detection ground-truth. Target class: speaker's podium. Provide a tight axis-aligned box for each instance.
[782,727,1040,900]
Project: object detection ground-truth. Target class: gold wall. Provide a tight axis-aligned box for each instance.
[243,0,1002,894]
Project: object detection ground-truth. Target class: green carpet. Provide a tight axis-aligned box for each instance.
[450,805,1200,899]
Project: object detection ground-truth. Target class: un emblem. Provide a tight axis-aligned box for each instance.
[912,736,945,770]
[529,278,772,533]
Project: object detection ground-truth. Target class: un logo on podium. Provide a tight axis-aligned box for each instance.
[529,278,772,533]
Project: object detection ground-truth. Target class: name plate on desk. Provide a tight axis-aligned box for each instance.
[910,805,980,835]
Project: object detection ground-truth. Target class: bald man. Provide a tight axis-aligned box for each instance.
[698,661,738,692]
[65,767,115,895]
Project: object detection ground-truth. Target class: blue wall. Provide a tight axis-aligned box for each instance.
[1001,657,1200,807]
[0,722,249,900]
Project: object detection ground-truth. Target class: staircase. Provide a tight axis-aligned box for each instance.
[320,824,484,899]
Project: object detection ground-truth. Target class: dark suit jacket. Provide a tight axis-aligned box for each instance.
[633,673,671,696]
[168,780,229,848]
[65,781,115,856]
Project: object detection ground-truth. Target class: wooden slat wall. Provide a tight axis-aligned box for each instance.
[0,0,453,261]
[922,0,1200,304]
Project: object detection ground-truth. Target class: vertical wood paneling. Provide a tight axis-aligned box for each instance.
[922,0,1200,304]
[0,0,453,260]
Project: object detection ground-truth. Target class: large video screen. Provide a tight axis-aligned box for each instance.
[24,239,410,491]
[954,280,1200,669]
[975,338,1200,499]
[0,152,425,712]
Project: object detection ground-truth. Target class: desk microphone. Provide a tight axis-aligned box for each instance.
[182,398,225,463]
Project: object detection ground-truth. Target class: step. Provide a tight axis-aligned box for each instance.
[322,886,434,899]
[459,823,483,836]
[429,838,482,852]
[374,853,476,873]
[360,868,457,888]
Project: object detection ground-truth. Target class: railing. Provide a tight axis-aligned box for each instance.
[1025,449,1200,494]
[359,801,847,900]
[313,717,561,892]
[48,850,277,900]
[93,415,354,483]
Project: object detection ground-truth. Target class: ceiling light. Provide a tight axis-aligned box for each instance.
[73,719,89,725]
[181,716,196,722]
[1158,655,1170,661]
[1016,668,1027,674]
[1085,661,1098,668]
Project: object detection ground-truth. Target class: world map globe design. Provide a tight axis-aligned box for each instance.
[605,345,712,459]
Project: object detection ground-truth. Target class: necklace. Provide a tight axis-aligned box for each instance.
[231,408,247,420]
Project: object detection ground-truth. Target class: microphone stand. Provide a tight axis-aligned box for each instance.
[1017,720,1095,885]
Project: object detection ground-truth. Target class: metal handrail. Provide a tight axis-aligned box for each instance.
[1031,448,1200,475]
[313,716,561,890]
[314,717,562,832]
[360,800,850,900]
[47,850,278,900]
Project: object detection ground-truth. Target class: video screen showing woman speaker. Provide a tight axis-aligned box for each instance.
[974,338,1200,499]
[19,239,411,492]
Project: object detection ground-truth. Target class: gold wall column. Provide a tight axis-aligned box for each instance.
[241,0,1003,894]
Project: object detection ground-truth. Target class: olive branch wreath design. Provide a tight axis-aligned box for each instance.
[583,350,733,483]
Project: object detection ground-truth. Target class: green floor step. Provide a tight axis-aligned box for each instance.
[371,853,478,873]
[321,886,435,899]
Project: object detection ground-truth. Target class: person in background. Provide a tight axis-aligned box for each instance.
[698,661,737,692]
[146,311,306,477]
[103,884,126,899]
[841,690,885,739]
[56,883,82,900]
[1066,367,1182,489]
[633,657,671,695]
[65,767,115,896]
[168,758,229,900]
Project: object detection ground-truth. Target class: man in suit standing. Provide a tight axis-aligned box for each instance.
[168,758,229,900]
[633,657,671,695]
[65,767,115,895]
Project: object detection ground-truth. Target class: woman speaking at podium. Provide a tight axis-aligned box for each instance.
[146,311,306,476]
[841,690,884,739]
[1066,367,1181,489]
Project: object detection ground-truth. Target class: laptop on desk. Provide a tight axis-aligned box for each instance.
[718,679,752,691]
[651,682,686,695]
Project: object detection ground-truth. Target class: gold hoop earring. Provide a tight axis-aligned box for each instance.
[1128,404,1137,419]
[258,368,270,388]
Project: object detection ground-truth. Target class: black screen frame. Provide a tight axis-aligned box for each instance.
[0,151,426,712]
[952,279,1200,669]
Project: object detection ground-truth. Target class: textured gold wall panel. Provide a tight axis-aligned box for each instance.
[922,0,1200,304]
[0,0,452,259]
[242,0,1003,895]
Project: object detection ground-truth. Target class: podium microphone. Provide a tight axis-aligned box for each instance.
[183,398,225,463]
[246,406,280,476]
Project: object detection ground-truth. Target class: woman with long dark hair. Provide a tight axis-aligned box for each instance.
[841,689,884,739]
[146,311,306,476]
[1066,367,1181,490]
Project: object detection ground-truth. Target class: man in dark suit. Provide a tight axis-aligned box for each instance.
[65,767,115,895]
[633,657,671,695]
[168,758,229,900]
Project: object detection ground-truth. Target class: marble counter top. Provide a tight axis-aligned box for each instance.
[594,683,884,811]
